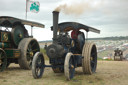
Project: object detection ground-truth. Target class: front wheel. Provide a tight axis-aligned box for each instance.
[32,52,45,79]
[64,52,75,80]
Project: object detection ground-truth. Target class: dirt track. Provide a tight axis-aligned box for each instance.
[0,61,128,85]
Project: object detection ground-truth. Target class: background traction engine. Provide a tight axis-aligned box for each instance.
[0,16,44,72]
[114,48,123,61]
[32,11,100,80]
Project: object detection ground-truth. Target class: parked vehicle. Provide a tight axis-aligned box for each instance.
[0,16,44,72]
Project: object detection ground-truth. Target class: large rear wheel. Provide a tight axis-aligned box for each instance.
[18,38,40,69]
[82,42,97,74]
[32,52,45,79]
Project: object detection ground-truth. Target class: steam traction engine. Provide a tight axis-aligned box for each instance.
[114,48,123,61]
[32,11,100,80]
[0,16,44,72]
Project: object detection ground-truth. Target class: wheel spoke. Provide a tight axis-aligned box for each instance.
[27,48,30,52]
[27,56,31,61]
[28,44,32,51]
[91,53,95,57]
[31,42,36,47]
[31,49,39,52]
[26,51,34,61]
[69,65,75,79]
[0,60,2,64]
[69,57,75,79]
[0,52,2,58]
[0,52,4,59]
[0,56,4,59]
[27,44,32,52]
[35,65,40,74]
[36,59,42,68]
[91,60,95,64]
[27,52,30,55]
[32,52,45,79]
[0,50,7,72]
[27,51,30,55]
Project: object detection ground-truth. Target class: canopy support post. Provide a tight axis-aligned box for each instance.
[31,26,33,37]
[86,32,88,41]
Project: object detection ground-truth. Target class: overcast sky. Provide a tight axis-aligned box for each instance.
[0,0,128,41]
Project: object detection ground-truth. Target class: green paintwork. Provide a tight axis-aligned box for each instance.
[0,42,11,48]
[0,32,11,48]
[5,49,20,58]
[12,25,24,46]
[0,16,43,72]
[1,32,11,42]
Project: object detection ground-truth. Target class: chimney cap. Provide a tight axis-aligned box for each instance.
[53,11,59,13]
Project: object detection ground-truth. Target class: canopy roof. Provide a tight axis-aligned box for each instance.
[51,22,100,34]
[0,16,44,28]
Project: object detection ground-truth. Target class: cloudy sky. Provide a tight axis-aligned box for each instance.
[0,0,128,41]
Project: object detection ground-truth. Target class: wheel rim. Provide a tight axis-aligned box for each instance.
[0,49,7,72]
[35,55,44,77]
[65,53,75,80]
[69,57,75,79]
[32,52,45,79]
[26,40,40,68]
[82,43,97,74]
[90,45,97,72]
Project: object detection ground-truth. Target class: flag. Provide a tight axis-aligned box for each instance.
[27,0,40,13]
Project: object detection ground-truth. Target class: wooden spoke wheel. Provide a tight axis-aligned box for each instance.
[0,48,7,72]
[18,38,40,69]
[82,42,97,74]
[64,52,75,80]
[32,52,45,79]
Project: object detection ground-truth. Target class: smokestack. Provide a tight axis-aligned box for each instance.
[52,11,59,44]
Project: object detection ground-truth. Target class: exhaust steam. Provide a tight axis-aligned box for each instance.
[54,0,104,16]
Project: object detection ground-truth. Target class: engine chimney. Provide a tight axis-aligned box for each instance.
[52,11,59,44]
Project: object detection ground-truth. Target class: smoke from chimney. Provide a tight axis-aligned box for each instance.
[55,0,104,16]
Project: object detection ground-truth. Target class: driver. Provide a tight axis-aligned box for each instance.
[71,29,85,51]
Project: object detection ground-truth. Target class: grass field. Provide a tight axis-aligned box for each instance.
[0,61,128,85]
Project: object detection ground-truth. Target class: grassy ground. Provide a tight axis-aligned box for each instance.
[0,61,128,85]
[40,48,49,60]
